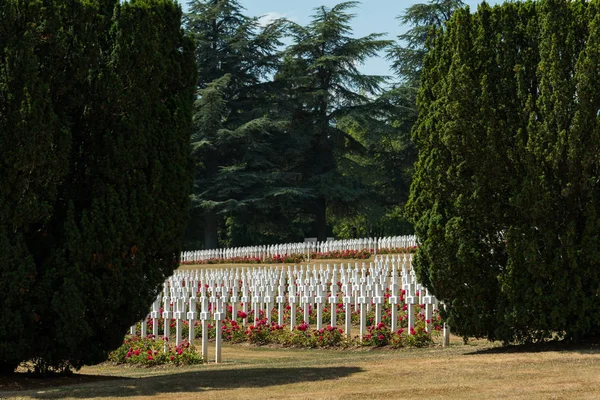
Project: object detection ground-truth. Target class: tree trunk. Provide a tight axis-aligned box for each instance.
[315,197,328,242]
[204,210,218,249]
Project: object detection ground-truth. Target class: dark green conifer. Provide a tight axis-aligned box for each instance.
[409,0,600,343]
[185,0,304,248]
[276,1,392,240]
[0,0,195,373]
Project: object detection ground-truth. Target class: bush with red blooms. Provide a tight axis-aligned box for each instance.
[180,246,418,265]
[109,335,202,366]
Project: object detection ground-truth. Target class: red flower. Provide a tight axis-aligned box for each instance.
[297,323,309,332]
[378,334,385,340]
[147,355,153,360]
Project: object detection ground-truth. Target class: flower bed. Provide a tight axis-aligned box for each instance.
[221,317,435,349]
[119,289,441,366]
[113,313,437,366]
[141,290,441,345]
[139,300,439,347]
[180,246,417,265]
[309,249,372,260]
[108,335,202,366]
[127,315,435,358]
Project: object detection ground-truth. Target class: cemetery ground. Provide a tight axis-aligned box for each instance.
[2,258,599,399]
[2,332,600,398]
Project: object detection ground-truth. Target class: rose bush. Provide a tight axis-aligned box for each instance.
[108,335,202,366]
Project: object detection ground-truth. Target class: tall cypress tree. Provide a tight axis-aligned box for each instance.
[409,0,600,343]
[276,1,392,241]
[0,0,195,373]
[0,0,69,373]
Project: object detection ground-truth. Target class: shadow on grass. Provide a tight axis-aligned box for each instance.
[0,373,125,393]
[464,338,600,356]
[1,366,363,398]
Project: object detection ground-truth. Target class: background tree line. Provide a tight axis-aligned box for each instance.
[184,0,465,249]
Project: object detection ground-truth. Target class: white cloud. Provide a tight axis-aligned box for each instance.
[258,11,293,27]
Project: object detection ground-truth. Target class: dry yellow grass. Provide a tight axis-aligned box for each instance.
[3,335,600,400]
[3,259,596,399]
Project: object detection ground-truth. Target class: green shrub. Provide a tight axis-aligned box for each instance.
[0,0,195,374]
[408,0,600,343]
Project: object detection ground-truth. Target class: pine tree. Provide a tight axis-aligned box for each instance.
[352,0,466,240]
[389,0,465,85]
[276,1,392,241]
[185,0,304,248]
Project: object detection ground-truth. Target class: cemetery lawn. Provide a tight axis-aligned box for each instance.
[2,335,599,400]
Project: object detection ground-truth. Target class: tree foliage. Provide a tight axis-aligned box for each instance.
[0,0,195,373]
[348,0,465,240]
[275,1,392,241]
[408,0,600,343]
[389,0,465,84]
[185,0,304,249]
[183,1,403,247]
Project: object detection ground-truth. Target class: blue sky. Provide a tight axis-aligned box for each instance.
[177,0,504,77]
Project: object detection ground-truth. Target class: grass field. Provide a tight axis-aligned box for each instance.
[2,334,599,400]
[3,259,598,399]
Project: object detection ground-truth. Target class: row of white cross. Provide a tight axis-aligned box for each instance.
[180,235,417,264]
[130,253,447,363]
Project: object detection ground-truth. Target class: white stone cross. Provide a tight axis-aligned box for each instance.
[358,284,367,341]
[329,265,338,327]
[187,296,197,343]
